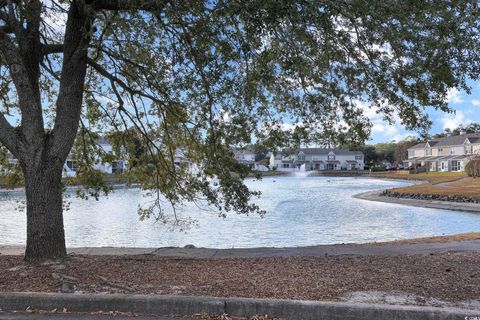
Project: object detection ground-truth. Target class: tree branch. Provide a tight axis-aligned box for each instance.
[41,43,64,56]
[51,0,92,160]
[0,35,43,137]
[87,57,163,104]
[0,25,13,34]
[91,0,169,12]
[0,113,20,156]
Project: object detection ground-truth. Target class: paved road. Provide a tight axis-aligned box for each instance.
[0,313,192,320]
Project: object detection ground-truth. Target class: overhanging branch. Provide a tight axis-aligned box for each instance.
[41,43,64,56]
[87,57,163,104]
[90,0,169,12]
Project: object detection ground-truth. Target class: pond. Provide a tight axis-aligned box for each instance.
[0,176,479,248]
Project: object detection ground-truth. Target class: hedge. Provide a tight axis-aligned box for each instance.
[465,159,480,178]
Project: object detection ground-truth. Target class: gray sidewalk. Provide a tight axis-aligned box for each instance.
[2,239,479,258]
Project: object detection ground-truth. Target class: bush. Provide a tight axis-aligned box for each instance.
[465,159,480,177]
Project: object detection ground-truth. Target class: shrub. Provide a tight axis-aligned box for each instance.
[465,159,480,178]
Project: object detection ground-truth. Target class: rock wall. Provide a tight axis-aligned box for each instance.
[382,189,480,204]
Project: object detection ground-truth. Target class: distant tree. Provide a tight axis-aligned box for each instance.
[461,123,480,134]
[361,145,378,165]
[375,142,399,162]
[431,132,449,139]
[1,1,479,261]
[394,140,418,163]
[431,122,480,138]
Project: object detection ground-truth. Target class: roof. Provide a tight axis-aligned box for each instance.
[409,133,480,150]
[233,148,255,155]
[410,142,427,149]
[297,148,363,156]
[409,155,472,161]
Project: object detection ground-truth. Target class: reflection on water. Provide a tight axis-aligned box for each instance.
[0,177,479,248]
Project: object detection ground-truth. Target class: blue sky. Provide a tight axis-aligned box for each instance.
[368,81,480,144]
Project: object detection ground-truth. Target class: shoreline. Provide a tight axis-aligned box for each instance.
[354,189,480,214]
[1,233,479,257]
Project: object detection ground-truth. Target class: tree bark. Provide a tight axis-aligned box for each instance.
[23,159,66,262]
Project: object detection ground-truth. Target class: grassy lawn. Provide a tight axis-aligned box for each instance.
[392,177,480,198]
[371,171,480,198]
[371,170,466,184]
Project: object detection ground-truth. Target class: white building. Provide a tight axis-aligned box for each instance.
[233,148,256,165]
[406,133,480,172]
[270,148,364,171]
[64,137,127,177]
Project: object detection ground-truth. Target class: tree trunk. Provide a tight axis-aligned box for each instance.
[23,160,66,262]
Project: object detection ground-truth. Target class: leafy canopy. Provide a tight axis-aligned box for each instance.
[1,0,479,224]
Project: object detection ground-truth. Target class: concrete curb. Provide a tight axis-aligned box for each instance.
[1,293,479,320]
[0,293,224,315]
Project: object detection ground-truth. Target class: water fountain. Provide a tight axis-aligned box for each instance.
[294,163,310,177]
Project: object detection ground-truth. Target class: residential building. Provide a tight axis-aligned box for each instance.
[233,148,256,165]
[64,137,127,177]
[406,133,480,172]
[174,148,191,167]
[270,148,364,171]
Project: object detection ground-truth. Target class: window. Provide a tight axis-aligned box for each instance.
[408,150,415,158]
[425,148,432,156]
[438,148,443,154]
[298,153,305,161]
[355,155,363,160]
[328,155,335,160]
[66,160,78,171]
[112,161,124,173]
[451,160,461,171]
[450,149,456,155]
[282,163,290,168]
[465,145,473,154]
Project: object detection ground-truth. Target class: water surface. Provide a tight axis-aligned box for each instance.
[0,176,479,248]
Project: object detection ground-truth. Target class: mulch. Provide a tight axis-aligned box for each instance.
[0,252,479,304]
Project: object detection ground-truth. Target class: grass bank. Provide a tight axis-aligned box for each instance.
[369,171,480,200]
[371,170,466,184]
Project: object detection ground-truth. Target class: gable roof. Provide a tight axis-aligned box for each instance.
[409,133,480,150]
[298,148,363,156]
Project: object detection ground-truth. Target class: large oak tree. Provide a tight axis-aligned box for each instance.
[0,0,479,261]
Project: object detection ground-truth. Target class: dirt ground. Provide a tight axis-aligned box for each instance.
[372,232,480,245]
[1,251,479,308]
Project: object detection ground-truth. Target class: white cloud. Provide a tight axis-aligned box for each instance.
[371,123,407,142]
[446,88,464,104]
[441,110,470,130]
[356,100,407,142]
[472,99,480,107]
